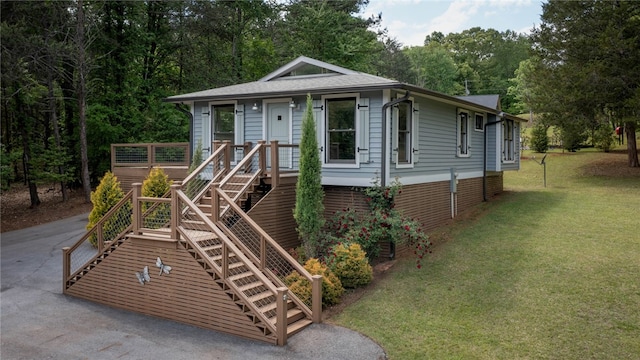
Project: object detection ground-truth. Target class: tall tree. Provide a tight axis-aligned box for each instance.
[294,94,324,259]
[531,0,639,166]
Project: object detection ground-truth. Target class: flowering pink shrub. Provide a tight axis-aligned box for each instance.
[324,177,432,268]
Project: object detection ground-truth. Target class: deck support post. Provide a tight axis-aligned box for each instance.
[132,183,142,234]
[311,275,323,323]
[211,183,220,222]
[223,140,231,172]
[171,184,181,239]
[258,140,267,175]
[62,247,70,293]
[243,141,252,158]
[276,287,288,346]
[270,140,280,188]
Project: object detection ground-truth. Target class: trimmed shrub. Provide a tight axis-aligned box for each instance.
[285,258,343,307]
[87,172,127,247]
[530,124,549,153]
[593,126,614,152]
[141,168,172,228]
[327,243,373,288]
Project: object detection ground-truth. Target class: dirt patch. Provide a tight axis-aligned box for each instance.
[1,184,93,233]
[580,152,640,178]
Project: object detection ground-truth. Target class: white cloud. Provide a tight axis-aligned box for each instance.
[426,0,482,35]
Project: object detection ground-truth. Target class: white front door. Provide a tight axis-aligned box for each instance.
[267,102,291,168]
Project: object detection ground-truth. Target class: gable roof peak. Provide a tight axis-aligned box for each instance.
[259,56,359,82]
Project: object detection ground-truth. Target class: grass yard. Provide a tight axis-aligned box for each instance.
[333,148,640,359]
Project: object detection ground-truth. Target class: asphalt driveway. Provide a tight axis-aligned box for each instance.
[1,214,386,360]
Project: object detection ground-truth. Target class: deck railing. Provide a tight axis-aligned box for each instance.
[111,142,190,168]
[211,185,322,323]
[62,191,134,291]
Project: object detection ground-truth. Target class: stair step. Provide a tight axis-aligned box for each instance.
[246,290,275,304]
[270,308,306,326]
[228,271,255,282]
[237,280,265,293]
[286,319,313,336]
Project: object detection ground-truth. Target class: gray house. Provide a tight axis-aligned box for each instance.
[166,56,523,247]
[63,56,526,346]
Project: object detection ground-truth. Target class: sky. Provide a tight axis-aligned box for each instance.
[362,0,544,47]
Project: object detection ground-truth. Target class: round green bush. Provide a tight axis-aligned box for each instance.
[284,258,343,307]
[327,243,373,288]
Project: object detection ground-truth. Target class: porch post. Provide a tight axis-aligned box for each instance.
[258,140,267,174]
[312,275,323,323]
[270,140,280,188]
[276,287,289,346]
[62,247,70,293]
[243,141,252,157]
[211,183,220,222]
[132,183,142,234]
[223,140,231,171]
[170,184,181,240]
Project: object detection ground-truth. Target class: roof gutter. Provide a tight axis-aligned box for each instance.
[381,90,411,187]
[483,112,504,201]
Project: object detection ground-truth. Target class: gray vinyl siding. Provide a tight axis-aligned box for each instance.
[389,98,485,181]
[486,114,499,171]
[242,100,263,145]
[193,101,207,154]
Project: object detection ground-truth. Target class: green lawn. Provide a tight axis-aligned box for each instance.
[333,148,640,359]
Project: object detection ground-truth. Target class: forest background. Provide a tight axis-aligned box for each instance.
[1,0,638,213]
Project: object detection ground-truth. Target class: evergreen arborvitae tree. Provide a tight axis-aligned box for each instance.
[86,171,125,246]
[530,124,549,153]
[141,168,172,228]
[294,94,325,259]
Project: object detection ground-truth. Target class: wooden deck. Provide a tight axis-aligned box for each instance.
[65,141,319,346]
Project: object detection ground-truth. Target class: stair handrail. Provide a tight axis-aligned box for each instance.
[62,190,134,291]
[213,186,322,323]
[218,141,265,188]
[181,141,229,203]
[173,187,282,336]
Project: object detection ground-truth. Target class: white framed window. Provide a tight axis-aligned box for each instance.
[503,119,515,162]
[392,99,419,167]
[457,109,470,157]
[212,104,236,143]
[475,113,485,132]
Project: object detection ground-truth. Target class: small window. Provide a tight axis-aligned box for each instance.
[326,98,356,163]
[503,119,515,162]
[457,111,470,156]
[213,104,235,142]
[475,113,484,131]
[397,102,412,164]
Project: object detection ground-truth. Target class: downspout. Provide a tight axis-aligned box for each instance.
[175,103,194,164]
[483,112,504,201]
[381,91,411,187]
[381,91,410,261]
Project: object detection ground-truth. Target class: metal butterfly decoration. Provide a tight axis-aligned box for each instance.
[135,265,150,285]
[156,257,172,276]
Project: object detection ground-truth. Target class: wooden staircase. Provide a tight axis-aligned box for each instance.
[63,141,317,345]
[183,232,312,338]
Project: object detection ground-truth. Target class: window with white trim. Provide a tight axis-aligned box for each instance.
[326,97,356,164]
[475,113,485,131]
[213,104,235,142]
[503,119,515,162]
[457,110,470,156]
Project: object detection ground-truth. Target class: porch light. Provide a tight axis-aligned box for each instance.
[252,103,261,111]
[289,100,298,109]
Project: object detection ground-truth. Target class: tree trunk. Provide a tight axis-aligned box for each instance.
[47,64,68,201]
[625,121,639,167]
[77,0,92,203]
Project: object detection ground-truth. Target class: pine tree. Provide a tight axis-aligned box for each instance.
[294,94,324,258]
